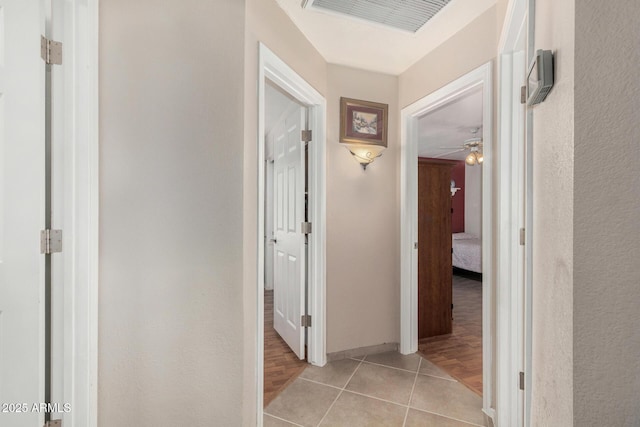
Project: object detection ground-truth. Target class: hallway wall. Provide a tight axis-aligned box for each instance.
[574,0,640,424]
[99,0,245,425]
[530,0,575,424]
[325,64,400,353]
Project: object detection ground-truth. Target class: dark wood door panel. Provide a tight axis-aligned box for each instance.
[418,158,454,339]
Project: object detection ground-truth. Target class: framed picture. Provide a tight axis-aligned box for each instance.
[339,97,388,147]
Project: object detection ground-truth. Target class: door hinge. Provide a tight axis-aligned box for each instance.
[301,130,312,142]
[41,36,63,65]
[414,242,418,249]
[519,371,525,390]
[519,228,525,246]
[301,314,312,328]
[520,86,527,104]
[301,222,312,234]
[41,229,62,254]
[44,420,62,427]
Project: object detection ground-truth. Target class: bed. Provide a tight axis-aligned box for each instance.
[452,233,482,274]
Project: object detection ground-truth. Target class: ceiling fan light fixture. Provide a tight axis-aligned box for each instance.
[465,152,477,166]
[476,152,484,164]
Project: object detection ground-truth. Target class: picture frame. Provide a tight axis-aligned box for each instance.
[339,97,388,147]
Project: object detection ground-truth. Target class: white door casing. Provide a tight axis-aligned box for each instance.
[497,0,530,425]
[0,1,46,426]
[400,62,494,420]
[273,106,306,359]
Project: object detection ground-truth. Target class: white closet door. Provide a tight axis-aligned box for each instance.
[272,106,306,359]
[0,1,46,426]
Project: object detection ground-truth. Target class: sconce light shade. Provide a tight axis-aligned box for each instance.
[344,144,386,170]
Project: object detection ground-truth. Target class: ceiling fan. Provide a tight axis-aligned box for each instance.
[434,128,484,166]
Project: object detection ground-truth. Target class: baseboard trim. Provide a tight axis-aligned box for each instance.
[327,342,399,362]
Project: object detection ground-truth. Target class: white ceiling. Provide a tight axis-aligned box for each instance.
[275,0,496,75]
[417,86,483,160]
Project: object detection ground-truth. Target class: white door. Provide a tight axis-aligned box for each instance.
[0,1,47,426]
[273,106,306,359]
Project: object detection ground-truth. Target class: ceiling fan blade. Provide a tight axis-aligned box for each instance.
[435,146,465,150]
[435,148,466,153]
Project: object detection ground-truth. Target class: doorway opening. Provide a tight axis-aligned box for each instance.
[414,84,485,397]
[263,80,309,406]
[400,62,494,420]
[256,43,327,426]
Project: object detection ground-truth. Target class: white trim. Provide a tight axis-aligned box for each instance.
[497,0,529,426]
[257,43,327,427]
[400,62,494,419]
[52,0,99,425]
[498,0,527,53]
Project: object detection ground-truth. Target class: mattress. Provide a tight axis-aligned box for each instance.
[452,233,482,273]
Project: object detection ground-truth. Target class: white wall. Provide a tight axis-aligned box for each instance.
[529,0,575,424]
[574,1,640,424]
[99,0,245,425]
[464,164,482,236]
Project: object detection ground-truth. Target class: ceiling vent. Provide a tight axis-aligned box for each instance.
[302,0,452,33]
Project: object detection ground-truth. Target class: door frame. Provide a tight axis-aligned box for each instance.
[498,0,531,426]
[256,43,327,425]
[399,62,494,419]
[50,0,100,425]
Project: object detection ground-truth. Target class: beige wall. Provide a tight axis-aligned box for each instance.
[530,0,575,425]
[399,6,498,109]
[243,0,328,424]
[574,1,640,424]
[325,65,400,353]
[99,0,245,425]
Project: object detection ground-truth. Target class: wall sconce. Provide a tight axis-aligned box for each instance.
[450,179,461,197]
[344,144,386,170]
[339,97,388,170]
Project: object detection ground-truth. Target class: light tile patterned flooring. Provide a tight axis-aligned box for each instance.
[264,351,487,427]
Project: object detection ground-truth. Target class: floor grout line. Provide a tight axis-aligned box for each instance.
[263,412,305,427]
[409,406,486,427]
[358,359,419,375]
[315,357,364,427]
[298,376,343,390]
[402,357,422,427]
[417,371,458,382]
[339,389,409,408]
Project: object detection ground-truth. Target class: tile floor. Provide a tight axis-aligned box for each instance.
[264,351,487,427]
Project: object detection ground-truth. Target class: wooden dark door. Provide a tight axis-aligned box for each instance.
[418,158,454,339]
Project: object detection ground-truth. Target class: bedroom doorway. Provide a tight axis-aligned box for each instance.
[415,85,485,397]
[400,62,494,420]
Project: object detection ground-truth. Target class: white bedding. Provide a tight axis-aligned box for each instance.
[452,233,482,273]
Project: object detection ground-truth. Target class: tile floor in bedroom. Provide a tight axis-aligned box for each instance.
[264,351,487,427]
